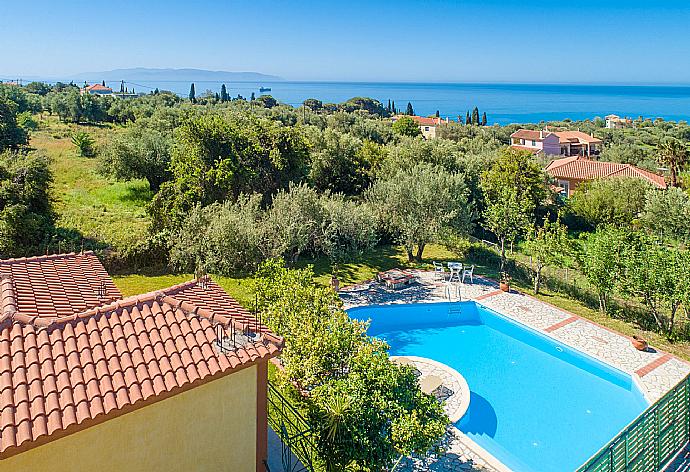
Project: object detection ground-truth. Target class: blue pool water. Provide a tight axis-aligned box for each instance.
[349,302,648,472]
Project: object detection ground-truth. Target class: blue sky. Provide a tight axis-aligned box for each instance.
[1,0,690,83]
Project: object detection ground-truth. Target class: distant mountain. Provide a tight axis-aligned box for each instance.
[70,68,283,82]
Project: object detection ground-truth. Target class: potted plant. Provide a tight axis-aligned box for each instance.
[631,335,648,351]
[499,272,511,292]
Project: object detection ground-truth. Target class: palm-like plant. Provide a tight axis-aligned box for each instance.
[657,137,688,188]
[71,131,95,157]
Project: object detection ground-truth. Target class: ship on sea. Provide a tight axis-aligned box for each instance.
[259,86,271,92]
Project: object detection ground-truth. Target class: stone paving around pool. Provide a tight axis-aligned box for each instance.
[339,270,690,472]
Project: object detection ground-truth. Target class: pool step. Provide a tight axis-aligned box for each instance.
[448,307,463,316]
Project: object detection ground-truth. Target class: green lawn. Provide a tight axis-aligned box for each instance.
[31,116,152,250]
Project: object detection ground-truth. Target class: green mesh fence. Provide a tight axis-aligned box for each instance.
[577,375,690,472]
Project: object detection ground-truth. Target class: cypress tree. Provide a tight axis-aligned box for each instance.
[406,102,414,116]
[189,83,196,103]
[102,80,106,87]
[132,87,135,94]
[435,110,440,118]
[120,81,125,93]
[392,101,396,114]
[250,92,256,101]
[466,111,471,125]
[481,111,487,126]
[387,99,391,113]
[220,84,228,102]
[471,107,479,125]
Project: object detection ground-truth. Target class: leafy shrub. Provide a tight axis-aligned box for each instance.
[567,177,652,229]
[254,260,447,470]
[391,115,421,137]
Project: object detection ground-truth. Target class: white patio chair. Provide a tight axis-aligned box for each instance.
[433,261,446,281]
[462,265,475,284]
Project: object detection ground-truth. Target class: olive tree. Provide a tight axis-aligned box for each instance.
[577,226,633,313]
[99,124,172,191]
[367,163,474,261]
[481,147,548,273]
[642,187,690,243]
[525,217,570,295]
[620,237,690,335]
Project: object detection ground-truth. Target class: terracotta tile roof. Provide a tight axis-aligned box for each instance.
[411,116,441,126]
[510,129,550,141]
[546,157,667,189]
[84,84,112,92]
[0,255,282,459]
[511,129,603,145]
[553,130,603,145]
[393,115,442,126]
[0,252,122,322]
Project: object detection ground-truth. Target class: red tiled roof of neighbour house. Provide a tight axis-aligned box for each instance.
[0,252,122,322]
[393,115,442,126]
[546,156,667,189]
[553,130,603,145]
[411,116,441,126]
[84,84,112,92]
[510,129,551,141]
[0,254,283,459]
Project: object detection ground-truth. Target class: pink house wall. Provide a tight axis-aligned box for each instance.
[541,134,561,155]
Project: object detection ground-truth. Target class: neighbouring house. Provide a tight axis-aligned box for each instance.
[546,155,667,196]
[0,252,282,472]
[81,83,113,96]
[605,114,633,129]
[510,129,603,157]
[392,115,448,139]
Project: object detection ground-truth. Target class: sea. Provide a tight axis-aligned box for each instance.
[112,80,690,125]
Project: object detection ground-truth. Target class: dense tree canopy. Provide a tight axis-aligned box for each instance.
[0,151,54,257]
[0,96,28,151]
[254,260,447,471]
[150,113,310,229]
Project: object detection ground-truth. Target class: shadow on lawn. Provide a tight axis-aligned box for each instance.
[118,185,154,205]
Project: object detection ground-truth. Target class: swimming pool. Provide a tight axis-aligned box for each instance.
[348,301,648,472]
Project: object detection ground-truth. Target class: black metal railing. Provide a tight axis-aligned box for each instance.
[267,382,320,472]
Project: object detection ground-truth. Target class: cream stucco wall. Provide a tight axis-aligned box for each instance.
[1,365,258,472]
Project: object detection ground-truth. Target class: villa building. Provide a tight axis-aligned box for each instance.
[510,129,603,157]
[605,114,633,129]
[546,155,667,196]
[392,115,448,139]
[0,252,282,472]
[81,83,113,96]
